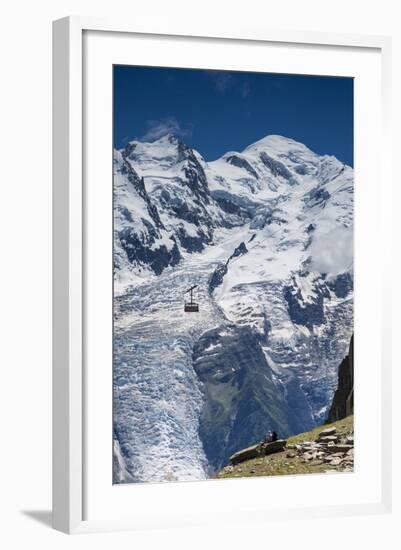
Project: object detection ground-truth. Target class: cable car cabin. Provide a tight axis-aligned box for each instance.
[184,303,199,313]
[184,285,199,313]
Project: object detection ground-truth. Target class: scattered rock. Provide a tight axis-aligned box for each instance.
[319,435,338,443]
[329,444,353,453]
[317,427,337,438]
[223,422,353,478]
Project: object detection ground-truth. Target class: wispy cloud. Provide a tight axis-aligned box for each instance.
[140,117,192,142]
[204,71,234,94]
[204,70,251,98]
[309,227,353,276]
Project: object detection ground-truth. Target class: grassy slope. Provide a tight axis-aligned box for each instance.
[216,415,354,479]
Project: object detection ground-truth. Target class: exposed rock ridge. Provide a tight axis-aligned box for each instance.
[326,335,354,423]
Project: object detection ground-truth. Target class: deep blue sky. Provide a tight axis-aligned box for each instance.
[114,65,354,166]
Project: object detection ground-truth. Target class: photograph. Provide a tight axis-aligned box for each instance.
[112,65,354,484]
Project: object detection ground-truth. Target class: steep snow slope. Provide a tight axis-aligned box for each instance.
[113,150,180,289]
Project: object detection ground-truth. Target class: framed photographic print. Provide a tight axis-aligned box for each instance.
[53,17,392,533]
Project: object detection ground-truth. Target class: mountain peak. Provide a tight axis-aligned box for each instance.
[123,133,189,166]
[147,132,181,145]
[243,134,314,155]
[134,132,183,146]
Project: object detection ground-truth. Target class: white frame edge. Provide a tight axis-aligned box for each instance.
[53,16,83,534]
[52,15,392,534]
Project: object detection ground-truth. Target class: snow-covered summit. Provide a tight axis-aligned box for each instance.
[244,134,315,155]
[115,133,352,281]
[123,133,189,172]
[116,135,241,272]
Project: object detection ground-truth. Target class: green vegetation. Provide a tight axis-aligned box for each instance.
[216,415,354,479]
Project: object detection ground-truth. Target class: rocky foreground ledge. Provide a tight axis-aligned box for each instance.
[216,415,354,479]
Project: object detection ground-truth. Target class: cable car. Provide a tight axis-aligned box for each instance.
[184,285,199,312]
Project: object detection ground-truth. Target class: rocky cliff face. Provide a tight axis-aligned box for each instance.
[326,335,354,423]
[192,324,295,472]
[113,150,181,284]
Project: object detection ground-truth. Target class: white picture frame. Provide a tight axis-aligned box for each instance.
[52,16,392,534]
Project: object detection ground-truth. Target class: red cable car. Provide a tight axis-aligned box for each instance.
[184,285,199,312]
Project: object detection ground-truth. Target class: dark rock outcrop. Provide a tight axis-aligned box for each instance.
[326,335,354,423]
[225,154,259,179]
[283,274,330,329]
[208,242,248,293]
[118,225,181,276]
[259,151,297,184]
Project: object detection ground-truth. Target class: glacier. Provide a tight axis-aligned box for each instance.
[113,133,354,482]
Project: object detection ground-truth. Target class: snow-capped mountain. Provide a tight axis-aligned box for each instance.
[113,133,354,482]
[120,135,242,256]
[114,150,181,287]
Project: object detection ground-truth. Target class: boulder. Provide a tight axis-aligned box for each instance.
[228,437,288,465]
[329,444,353,453]
[318,435,338,443]
[229,443,262,465]
[261,439,287,456]
[317,427,337,439]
